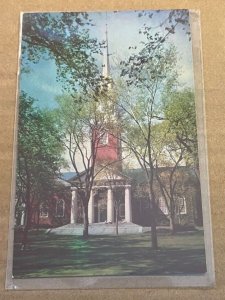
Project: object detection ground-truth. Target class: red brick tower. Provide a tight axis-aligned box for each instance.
[94,22,122,170]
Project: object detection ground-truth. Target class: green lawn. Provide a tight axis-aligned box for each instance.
[13,230,206,278]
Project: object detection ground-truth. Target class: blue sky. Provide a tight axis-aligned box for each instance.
[19,10,194,109]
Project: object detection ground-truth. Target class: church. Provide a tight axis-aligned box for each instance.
[25,23,203,233]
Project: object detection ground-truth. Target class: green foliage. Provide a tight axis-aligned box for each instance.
[119,41,179,169]
[55,91,119,168]
[121,40,178,93]
[21,13,101,93]
[55,93,104,155]
[16,92,65,214]
[163,88,198,165]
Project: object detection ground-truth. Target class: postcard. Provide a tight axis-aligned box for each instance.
[6,9,215,289]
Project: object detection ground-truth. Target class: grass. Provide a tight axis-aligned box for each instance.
[13,230,206,278]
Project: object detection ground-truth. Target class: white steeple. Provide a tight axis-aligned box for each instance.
[102,20,111,80]
[98,17,116,121]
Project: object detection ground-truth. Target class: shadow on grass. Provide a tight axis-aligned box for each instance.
[13,230,206,278]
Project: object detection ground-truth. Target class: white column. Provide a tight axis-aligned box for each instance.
[70,189,77,224]
[107,188,114,223]
[125,185,132,223]
[88,190,94,223]
[20,210,25,226]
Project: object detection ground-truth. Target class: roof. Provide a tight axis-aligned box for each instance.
[60,172,77,181]
[123,166,198,184]
[60,166,197,185]
[60,170,87,182]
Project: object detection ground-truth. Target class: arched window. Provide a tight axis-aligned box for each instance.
[40,203,48,218]
[55,199,65,217]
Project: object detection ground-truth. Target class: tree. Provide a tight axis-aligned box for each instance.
[54,90,123,237]
[16,92,65,249]
[163,89,198,166]
[21,12,102,94]
[118,34,178,248]
[162,89,203,225]
[121,85,200,233]
[151,121,187,233]
[137,9,191,41]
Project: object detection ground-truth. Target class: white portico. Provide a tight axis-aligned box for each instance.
[70,184,132,224]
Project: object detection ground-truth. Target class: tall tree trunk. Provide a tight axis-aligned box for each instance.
[150,205,158,249]
[21,177,32,250]
[169,200,176,234]
[21,200,31,250]
[21,161,32,250]
[195,181,203,226]
[83,204,89,238]
[149,165,158,249]
[36,206,40,231]
[149,188,158,250]
[169,214,176,234]
[115,207,119,235]
[193,167,203,226]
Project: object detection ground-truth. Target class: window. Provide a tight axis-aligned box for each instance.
[176,197,187,215]
[158,197,169,215]
[99,131,108,145]
[55,199,65,217]
[40,203,48,218]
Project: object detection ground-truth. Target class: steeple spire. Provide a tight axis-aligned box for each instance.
[102,16,110,79]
